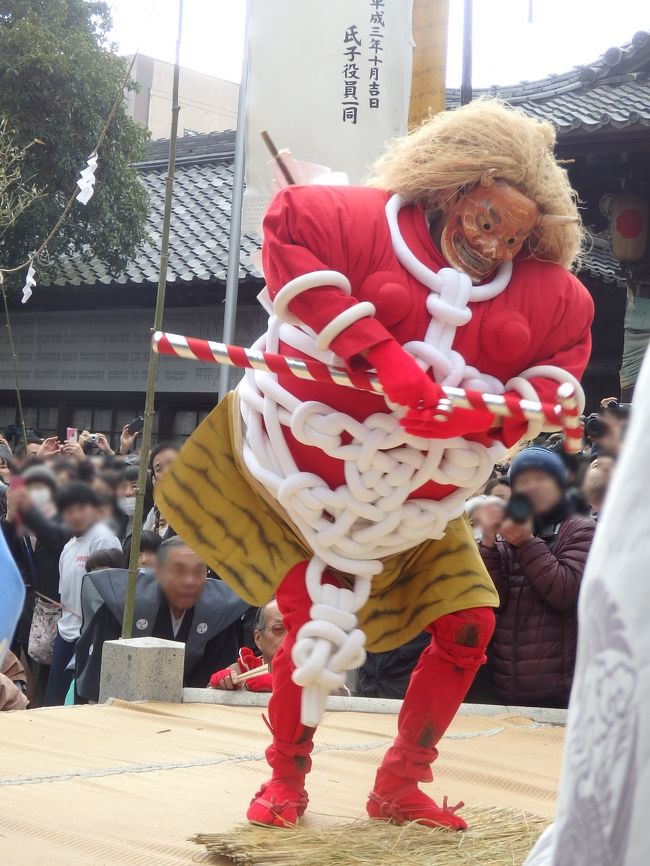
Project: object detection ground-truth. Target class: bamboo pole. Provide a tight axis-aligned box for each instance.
[0,273,28,452]
[121,0,184,639]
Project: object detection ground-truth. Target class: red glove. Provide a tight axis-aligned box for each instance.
[238,647,263,672]
[238,648,272,691]
[401,404,496,439]
[244,672,273,693]
[365,339,442,410]
[209,665,239,689]
[209,649,266,689]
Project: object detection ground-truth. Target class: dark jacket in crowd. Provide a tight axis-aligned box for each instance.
[356,632,430,699]
[480,508,596,708]
[75,568,253,701]
[1,508,72,602]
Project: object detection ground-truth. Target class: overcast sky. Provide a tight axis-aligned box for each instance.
[109,0,649,87]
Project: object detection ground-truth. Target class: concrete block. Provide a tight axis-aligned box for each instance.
[99,637,185,703]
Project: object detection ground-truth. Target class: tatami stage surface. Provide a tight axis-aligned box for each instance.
[0,700,564,866]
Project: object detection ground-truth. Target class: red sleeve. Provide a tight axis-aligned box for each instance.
[209,666,234,688]
[262,186,393,360]
[499,271,594,447]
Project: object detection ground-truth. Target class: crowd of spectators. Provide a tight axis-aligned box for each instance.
[0,425,202,708]
[358,396,628,707]
[0,395,629,712]
[0,422,271,711]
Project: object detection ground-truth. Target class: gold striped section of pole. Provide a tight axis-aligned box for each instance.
[408,0,450,128]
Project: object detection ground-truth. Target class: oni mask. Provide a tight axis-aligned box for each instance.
[439,178,539,283]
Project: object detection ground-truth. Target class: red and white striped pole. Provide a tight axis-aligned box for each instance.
[152,331,583,452]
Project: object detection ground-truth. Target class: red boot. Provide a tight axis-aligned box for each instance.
[246,728,313,827]
[367,607,495,831]
[247,561,339,827]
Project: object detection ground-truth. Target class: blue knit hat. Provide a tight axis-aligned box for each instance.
[509,446,566,489]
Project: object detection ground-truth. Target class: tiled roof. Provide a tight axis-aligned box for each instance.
[142,129,236,165]
[448,30,650,136]
[54,137,626,290]
[54,130,261,288]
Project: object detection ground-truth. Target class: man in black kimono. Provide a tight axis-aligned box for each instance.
[75,536,252,701]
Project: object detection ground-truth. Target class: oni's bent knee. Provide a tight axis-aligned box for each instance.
[430,607,495,651]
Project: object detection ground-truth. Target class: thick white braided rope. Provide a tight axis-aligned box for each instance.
[239,194,582,725]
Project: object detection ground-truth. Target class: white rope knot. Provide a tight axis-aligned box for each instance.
[292,557,370,726]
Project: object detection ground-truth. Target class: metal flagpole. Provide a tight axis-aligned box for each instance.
[460,0,473,105]
[121,0,184,639]
[218,0,250,398]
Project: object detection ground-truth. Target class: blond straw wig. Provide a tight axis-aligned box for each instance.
[369,98,584,270]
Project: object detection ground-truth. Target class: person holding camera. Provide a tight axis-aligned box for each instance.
[479,447,596,708]
[584,398,630,459]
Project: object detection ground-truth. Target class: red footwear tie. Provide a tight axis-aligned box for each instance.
[247,780,310,827]
[367,781,467,831]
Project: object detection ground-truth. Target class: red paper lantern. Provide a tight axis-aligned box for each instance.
[610,193,648,262]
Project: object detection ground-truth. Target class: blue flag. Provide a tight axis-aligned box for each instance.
[0,528,25,668]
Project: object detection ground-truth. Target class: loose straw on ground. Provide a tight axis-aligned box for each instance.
[192,806,549,866]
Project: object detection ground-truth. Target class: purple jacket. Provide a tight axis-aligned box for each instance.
[480,514,596,707]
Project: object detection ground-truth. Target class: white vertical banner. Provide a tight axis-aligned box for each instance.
[243,0,414,234]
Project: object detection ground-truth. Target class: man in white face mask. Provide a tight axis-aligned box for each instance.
[115,465,139,541]
[4,465,63,542]
[24,469,58,520]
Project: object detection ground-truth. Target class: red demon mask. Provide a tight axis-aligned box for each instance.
[439,178,539,283]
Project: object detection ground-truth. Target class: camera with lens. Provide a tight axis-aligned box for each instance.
[505,492,534,524]
[87,433,99,444]
[585,412,608,440]
[601,398,632,420]
[585,400,631,441]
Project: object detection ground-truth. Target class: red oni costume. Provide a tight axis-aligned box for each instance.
[158,170,593,829]
[231,182,593,828]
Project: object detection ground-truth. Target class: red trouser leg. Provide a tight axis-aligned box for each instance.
[247,560,337,826]
[367,606,495,830]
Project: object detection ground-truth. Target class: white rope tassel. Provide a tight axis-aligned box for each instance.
[292,556,370,726]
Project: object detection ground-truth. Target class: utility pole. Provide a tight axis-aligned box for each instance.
[121,0,184,639]
[460,0,473,106]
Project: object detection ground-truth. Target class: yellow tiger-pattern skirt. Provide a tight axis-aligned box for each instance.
[155,392,499,653]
